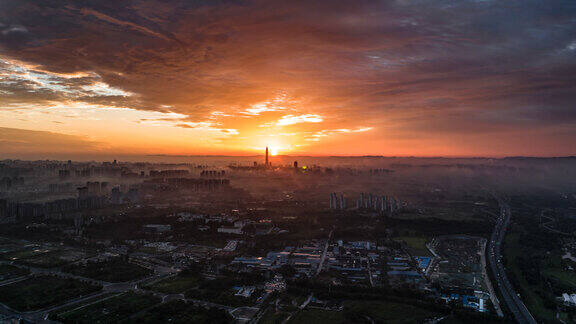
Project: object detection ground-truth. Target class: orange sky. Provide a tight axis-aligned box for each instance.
[1,0,576,158]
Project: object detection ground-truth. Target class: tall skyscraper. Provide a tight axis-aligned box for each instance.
[111,187,122,205]
[265,146,269,166]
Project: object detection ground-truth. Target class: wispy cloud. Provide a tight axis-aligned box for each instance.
[239,94,295,117]
[1,0,575,155]
[306,127,373,142]
[0,57,134,106]
[276,114,323,126]
[81,82,133,97]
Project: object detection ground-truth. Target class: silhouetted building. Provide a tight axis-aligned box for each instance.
[87,181,101,195]
[0,199,7,220]
[59,170,71,180]
[77,186,89,198]
[149,170,189,178]
[143,224,172,233]
[111,187,122,205]
[126,188,139,204]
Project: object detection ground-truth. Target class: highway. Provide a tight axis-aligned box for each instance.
[479,238,504,317]
[487,200,537,324]
[315,228,334,276]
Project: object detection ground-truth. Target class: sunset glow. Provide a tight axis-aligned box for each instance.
[1,3,575,322]
[1,0,575,159]
[269,147,279,156]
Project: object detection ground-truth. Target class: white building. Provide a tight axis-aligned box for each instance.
[218,226,243,235]
[143,224,171,233]
[562,293,576,306]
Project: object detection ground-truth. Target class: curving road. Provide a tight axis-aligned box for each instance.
[487,200,536,324]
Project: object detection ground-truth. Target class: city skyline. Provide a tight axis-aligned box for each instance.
[2,2,576,322]
[1,0,576,159]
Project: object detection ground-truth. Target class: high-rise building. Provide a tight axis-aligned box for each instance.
[77,186,89,198]
[368,194,373,209]
[87,181,101,195]
[127,188,139,204]
[265,146,269,166]
[111,187,122,205]
[59,170,70,180]
[0,199,7,220]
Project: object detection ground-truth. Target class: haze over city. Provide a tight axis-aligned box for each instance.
[1,2,576,324]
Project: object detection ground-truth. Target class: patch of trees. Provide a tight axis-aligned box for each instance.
[387,218,492,236]
[518,231,560,251]
[516,256,542,285]
[126,300,231,324]
[286,279,445,312]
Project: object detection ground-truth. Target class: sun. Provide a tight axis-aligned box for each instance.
[269,147,279,156]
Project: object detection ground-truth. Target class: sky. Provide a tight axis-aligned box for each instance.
[1,0,575,158]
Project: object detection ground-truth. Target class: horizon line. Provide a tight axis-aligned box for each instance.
[2,154,576,163]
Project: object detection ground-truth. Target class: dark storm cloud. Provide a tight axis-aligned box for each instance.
[1,0,576,142]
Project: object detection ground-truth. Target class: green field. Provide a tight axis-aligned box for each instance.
[288,300,440,324]
[0,239,27,254]
[503,232,557,322]
[146,275,199,294]
[259,308,291,324]
[185,277,257,307]
[0,246,53,262]
[343,300,440,323]
[0,247,92,268]
[394,236,431,256]
[25,251,90,268]
[0,264,29,281]
[63,258,151,282]
[124,300,231,324]
[287,308,345,324]
[542,267,576,289]
[392,202,490,222]
[53,292,160,323]
[0,276,102,311]
[48,292,120,319]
